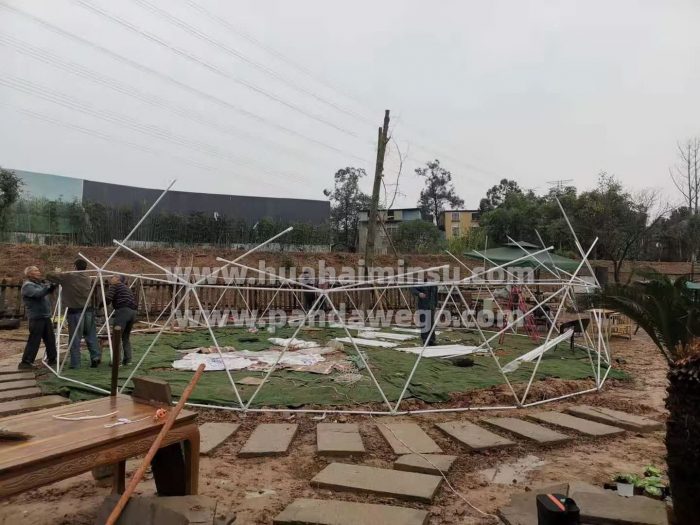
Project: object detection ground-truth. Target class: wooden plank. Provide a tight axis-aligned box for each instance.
[0,373,34,384]
[0,380,37,393]
[0,395,69,418]
[0,387,42,402]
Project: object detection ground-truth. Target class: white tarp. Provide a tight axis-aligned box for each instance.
[358,331,417,341]
[395,344,485,358]
[334,337,398,348]
[501,329,574,373]
[268,337,320,349]
[173,349,326,371]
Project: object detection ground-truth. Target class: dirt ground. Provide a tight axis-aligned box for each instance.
[0,243,693,283]
[0,330,668,525]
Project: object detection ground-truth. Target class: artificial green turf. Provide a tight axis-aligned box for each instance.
[39,325,628,407]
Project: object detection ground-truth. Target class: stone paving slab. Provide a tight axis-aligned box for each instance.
[0,387,42,402]
[575,491,668,524]
[566,405,663,433]
[199,422,240,456]
[317,423,365,456]
[529,411,625,436]
[394,454,456,476]
[274,498,429,525]
[0,395,69,417]
[499,484,569,525]
[0,379,37,392]
[376,422,442,454]
[436,420,515,451]
[0,364,21,375]
[239,423,298,457]
[0,372,34,383]
[310,462,443,503]
[484,417,572,445]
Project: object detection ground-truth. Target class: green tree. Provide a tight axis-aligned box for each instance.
[575,173,662,283]
[393,220,444,253]
[416,159,463,223]
[479,189,543,245]
[479,178,522,213]
[0,167,22,237]
[601,273,699,524]
[324,167,370,250]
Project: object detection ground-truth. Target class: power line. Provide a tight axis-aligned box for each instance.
[0,1,370,165]
[0,75,312,185]
[71,0,362,139]
[132,0,375,127]
[0,33,340,170]
[182,0,504,180]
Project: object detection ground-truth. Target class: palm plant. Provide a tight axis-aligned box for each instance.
[602,272,699,523]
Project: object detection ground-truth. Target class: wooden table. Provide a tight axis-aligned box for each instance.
[0,395,199,499]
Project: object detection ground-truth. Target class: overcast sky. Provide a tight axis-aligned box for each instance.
[1,0,698,209]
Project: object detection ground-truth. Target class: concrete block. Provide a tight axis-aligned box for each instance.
[376,422,441,454]
[436,420,515,451]
[566,405,663,433]
[394,454,456,476]
[199,422,239,456]
[239,423,298,457]
[529,411,624,436]
[484,417,572,445]
[311,462,443,503]
[273,498,428,525]
[316,423,365,456]
[94,494,232,525]
[575,491,668,524]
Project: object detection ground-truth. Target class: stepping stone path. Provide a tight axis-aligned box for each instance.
[0,373,34,383]
[239,423,298,457]
[311,462,442,503]
[199,422,239,456]
[376,422,441,454]
[0,379,37,393]
[484,417,572,445]
[0,395,69,417]
[566,405,663,433]
[436,420,515,451]
[316,423,364,456]
[274,498,429,525]
[529,411,624,436]
[0,387,42,402]
[394,454,456,476]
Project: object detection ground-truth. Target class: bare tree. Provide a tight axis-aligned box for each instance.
[670,138,700,214]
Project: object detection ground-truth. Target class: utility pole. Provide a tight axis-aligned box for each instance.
[364,109,390,274]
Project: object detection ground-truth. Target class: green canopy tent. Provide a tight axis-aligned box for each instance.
[464,241,582,273]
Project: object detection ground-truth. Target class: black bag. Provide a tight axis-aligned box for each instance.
[536,493,580,525]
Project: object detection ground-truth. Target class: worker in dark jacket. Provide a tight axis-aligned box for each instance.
[19,266,57,369]
[105,275,138,366]
[47,259,101,368]
[411,276,439,346]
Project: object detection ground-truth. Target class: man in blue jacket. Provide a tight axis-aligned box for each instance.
[411,274,439,346]
[19,266,57,369]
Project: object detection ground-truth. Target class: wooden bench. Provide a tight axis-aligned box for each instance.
[0,395,199,498]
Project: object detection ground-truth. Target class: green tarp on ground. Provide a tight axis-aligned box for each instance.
[39,326,626,407]
[465,243,581,273]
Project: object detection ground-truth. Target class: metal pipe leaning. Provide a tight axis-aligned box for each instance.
[105,363,206,525]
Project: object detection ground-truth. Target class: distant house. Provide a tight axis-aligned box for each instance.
[439,209,481,239]
[357,207,425,254]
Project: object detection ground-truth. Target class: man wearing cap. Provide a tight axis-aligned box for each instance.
[47,259,101,368]
[19,266,57,369]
